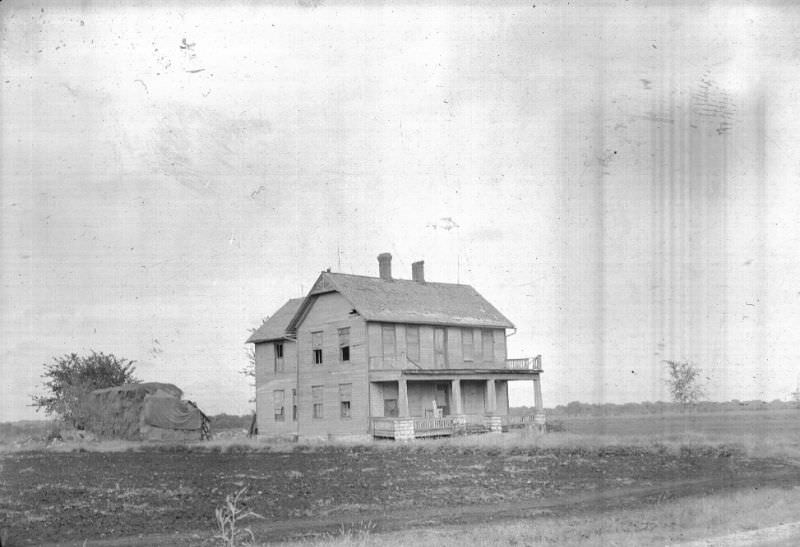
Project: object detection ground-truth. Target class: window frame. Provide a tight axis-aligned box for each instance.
[273,389,285,422]
[339,383,352,419]
[312,385,324,419]
[312,331,323,365]
[462,328,474,362]
[381,324,396,360]
[338,327,350,362]
[481,329,494,362]
[405,325,420,362]
[274,342,285,373]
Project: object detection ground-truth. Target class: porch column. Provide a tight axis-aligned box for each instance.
[485,379,496,415]
[451,379,462,414]
[398,378,410,417]
[533,374,546,430]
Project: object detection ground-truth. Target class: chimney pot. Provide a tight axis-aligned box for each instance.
[412,260,425,282]
[378,253,392,280]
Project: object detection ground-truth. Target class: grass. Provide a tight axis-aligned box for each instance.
[276,486,800,546]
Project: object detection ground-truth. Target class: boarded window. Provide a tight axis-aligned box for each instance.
[338,327,350,362]
[339,383,352,419]
[312,385,323,419]
[482,329,494,362]
[291,388,297,421]
[462,328,474,361]
[273,390,285,422]
[274,343,284,373]
[434,327,447,368]
[312,331,323,365]
[406,325,420,362]
[381,325,396,359]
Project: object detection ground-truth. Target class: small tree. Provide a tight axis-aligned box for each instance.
[242,318,269,402]
[664,360,706,408]
[31,351,139,428]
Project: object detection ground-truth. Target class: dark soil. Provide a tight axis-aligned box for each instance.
[2,444,799,546]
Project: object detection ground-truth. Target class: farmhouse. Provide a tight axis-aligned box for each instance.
[247,254,545,440]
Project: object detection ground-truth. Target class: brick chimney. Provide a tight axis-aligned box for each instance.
[412,260,425,282]
[378,253,392,280]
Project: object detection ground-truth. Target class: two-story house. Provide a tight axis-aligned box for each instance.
[247,253,545,440]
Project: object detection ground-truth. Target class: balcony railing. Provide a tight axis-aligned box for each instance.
[505,355,542,371]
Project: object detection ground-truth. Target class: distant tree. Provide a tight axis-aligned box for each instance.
[663,360,706,408]
[242,317,269,401]
[31,351,139,428]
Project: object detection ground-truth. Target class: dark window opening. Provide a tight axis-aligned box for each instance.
[339,383,352,419]
[338,327,350,362]
[292,389,297,421]
[312,331,323,365]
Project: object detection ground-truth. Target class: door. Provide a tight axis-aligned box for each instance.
[434,327,447,368]
[435,383,450,416]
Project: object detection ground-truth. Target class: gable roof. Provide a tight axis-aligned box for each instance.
[287,272,514,331]
[246,298,304,343]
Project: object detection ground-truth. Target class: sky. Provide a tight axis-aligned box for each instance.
[2,1,800,422]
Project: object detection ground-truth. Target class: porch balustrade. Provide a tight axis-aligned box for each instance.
[370,413,541,439]
[505,355,543,371]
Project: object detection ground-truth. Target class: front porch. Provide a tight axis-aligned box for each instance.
[368,356,545,440]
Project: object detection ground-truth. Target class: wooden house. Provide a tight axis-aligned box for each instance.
[247,254,545,440]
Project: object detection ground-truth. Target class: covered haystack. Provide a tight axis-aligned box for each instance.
[84,383,209,441]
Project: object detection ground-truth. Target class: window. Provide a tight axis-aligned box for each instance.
[338,327,350,362]
[312,331,323,365]
[273,390,285,422]
[384,399,398,417]
[482,329,494,362]
[312,385,324,419]
[381,324,396,359]
[434,327,447,368]
[462,328,474,361]
[406,325,420,362]
[339,383,352,419]
[291,389,297,421]
[274,343,284,373]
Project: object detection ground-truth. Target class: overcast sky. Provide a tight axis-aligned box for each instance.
[3,1,800,422]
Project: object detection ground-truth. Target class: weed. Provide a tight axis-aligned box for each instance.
[213,487,264,547]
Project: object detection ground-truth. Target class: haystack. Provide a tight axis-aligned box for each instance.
[84,383,208,441]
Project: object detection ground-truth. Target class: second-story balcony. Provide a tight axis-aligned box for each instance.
[505,355,543,372]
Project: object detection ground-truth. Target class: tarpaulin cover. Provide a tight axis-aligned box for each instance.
[142,394,203,430]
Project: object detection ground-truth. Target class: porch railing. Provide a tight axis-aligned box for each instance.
[412,416,456,437]
[505,355,542,371]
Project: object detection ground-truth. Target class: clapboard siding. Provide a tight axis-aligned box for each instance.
[254,340,297,437]
[297,292,369,438]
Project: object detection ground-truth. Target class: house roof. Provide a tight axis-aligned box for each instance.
[246,298,304,343]
[286,272,514,331]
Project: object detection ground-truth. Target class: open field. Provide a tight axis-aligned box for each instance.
[3,410,800,546]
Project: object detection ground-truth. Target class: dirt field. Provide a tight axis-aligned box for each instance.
[3,441,800,546]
